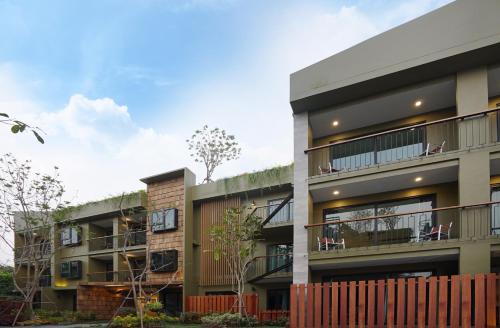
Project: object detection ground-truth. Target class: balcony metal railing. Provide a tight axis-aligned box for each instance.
[88,230,146,252]
[14,275,51,288]
[306,107,500,177]
[247,254,293,282]
[14,242,52,260]
[251,200,294,226]
[306,201,500,253]
[87,269,147,283]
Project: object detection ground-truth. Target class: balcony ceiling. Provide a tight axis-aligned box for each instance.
[309,77,456,139]
[309,160,458,203]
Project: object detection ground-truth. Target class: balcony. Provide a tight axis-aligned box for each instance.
[15,274,51,288]
[307,108,500,178]
[14,242,52,261]
[251,198,294,227]
[88,230,146,252]
[247,254,293,283]
[87,269,147,283]
[306,201,500,254]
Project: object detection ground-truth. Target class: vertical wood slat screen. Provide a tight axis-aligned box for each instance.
[200,197,240,286]
[290,274,498,328]
[185,294,258,316]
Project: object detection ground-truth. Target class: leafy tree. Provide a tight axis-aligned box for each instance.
[0,265,17,296]
[0,153,68,323]
[186,125,241,183]
[0,113,44,144]
[209,208,261,316]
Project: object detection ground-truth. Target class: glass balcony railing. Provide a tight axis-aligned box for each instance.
[307,201,500,253]
[247,254,293,282]
[88,230,146,252]
[251,200,294,226]
[307,107,500,177]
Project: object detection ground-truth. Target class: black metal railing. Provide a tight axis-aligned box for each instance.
[306,107,500,177]
[251,200,294,226]
[87,269,147,283]
[306,201,500,253]
[247,254,293,282]
[14,242,52,260]
[88,230,146,252]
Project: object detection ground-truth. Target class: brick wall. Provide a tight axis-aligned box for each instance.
[146,176,185,285]
[77,285,128,319]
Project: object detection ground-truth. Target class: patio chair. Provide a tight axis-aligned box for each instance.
[317,237,345,251]
[416,222,453,241]
[318,162,341,175]
[421,140,446,156]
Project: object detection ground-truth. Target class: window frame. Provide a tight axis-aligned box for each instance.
[60,260,82,279]
[60,226,82,247]
[150,249,178,273]
[151,208,178,233]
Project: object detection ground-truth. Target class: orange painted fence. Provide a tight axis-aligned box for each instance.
[290,274,499,328]
[186,294,259,317]
[258,310,289,322]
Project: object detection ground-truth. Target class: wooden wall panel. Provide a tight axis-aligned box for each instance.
[200,197,240,286]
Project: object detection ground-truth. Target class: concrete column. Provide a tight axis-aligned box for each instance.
[293,112,312,284]
[456,67,491,274]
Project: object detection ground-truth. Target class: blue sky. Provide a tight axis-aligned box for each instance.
[0,0,452,204]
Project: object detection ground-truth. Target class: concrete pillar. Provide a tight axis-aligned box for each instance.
[293,112,312,283]
[456,67,491,274]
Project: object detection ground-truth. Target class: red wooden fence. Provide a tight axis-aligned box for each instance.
[290,274,499,328]
[185,294,259,317]
[258,310,289,322]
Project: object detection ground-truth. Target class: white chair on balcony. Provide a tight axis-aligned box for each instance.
[317,237,345,251]
[318,162,342,175]
[422,140,446,156]
[416,222,453,242]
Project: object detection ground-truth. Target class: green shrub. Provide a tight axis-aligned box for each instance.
[117,307,137,316]
[180,311,202,324]
[111,313,179,328]
[145,301,163,313]
[260,316,288,327]
[75,311,97,321]
[201,313,258,328]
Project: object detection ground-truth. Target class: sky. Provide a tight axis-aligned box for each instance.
[0,0,453,208]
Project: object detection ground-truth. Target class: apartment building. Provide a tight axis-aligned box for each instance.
[290,0,500,285]
[13,0,500,318]
[14,165,294,318]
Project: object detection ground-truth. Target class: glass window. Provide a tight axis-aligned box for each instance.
[267,244,293,272]
[330,126,425,171]
[491,188,500,234]
[323,196,435,245]
[267,199,293,224]
[151,209,178,232]
[267,289,290,310]
[60,227,80,246]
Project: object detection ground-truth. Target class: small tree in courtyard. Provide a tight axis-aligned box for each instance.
[186,125,241,183]
[209,208,261,316]
[0,153,67,323]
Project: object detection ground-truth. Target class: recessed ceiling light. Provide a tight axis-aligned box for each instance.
[414,100,423,107]
[333,190,340,195]
[332,121,339,127]
[415,177,422,182]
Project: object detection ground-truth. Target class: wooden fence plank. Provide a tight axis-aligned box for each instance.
[358,281,366,328]
[486,273,496,328]
[367,280,375,328]
[307,284,314,328]
[461,274,471,328]
[299,284,306,328]
[438,276,448,328]
[387,279,395,328]
[290,285,298,328]
[349,281,356,328]
[377,280,385,328]
[450,275,460,328]
[407,278,415,328]
[322,283,330,328]
[315,283,322,328]
[397,278,405,328]
[428,276,437,328]
[332,282,339,328]
[417,277,426,328]
[475,273,485,328]
[340,282,348,328]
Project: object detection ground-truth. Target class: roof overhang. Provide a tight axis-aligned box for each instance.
[290,0,500,113]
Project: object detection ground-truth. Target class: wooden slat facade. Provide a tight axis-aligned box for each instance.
[199,197,240,286]
[289,274,500,328]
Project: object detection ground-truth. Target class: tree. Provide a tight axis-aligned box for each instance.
[186,125,241,183]
[0,113,44,144]
[0,153,67,323]
[209,208,261,316]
